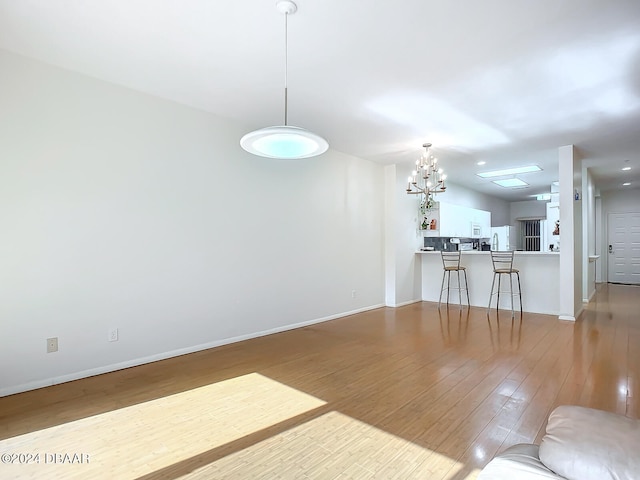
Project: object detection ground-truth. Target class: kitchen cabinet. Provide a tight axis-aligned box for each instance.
[471,209,491,238]
[423,202,491,238]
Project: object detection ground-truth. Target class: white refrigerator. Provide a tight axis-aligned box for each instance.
[490,226,516,251]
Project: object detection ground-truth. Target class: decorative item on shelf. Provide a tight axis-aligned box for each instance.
[430,219,437,230]
[553,220,560,235]
[240,0,328,159]
[421,218,429,230]
[406,142,447,199]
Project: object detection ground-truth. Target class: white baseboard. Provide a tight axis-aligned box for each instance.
[1,303,385,398]
[387,299,422,308]
[558,315,576,321]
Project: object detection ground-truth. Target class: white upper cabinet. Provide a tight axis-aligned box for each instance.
[472,209,492,238]
[424,202,491,238]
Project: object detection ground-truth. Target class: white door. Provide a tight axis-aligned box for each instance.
[607,212,640,284]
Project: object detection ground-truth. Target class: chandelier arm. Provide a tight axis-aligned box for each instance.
[405,142,446,199]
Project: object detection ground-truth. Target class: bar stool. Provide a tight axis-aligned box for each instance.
[487,251,522,317]
[438,251,470,309]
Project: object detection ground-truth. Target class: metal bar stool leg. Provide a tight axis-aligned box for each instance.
[496,274,502,312]
[438,270,447,309]
[516,271,523,314]
[457,269,462,308]
[487,271,497,313]
[463,269,470,306]
[509,272,515,317]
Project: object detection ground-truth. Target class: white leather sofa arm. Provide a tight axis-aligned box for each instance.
[539,405,640,480]
[477,443,566,480]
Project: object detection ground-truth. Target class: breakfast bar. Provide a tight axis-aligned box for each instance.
[418,251,560,315]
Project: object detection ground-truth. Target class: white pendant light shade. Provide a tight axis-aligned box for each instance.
[240,0,328,160]
[240,125,328,159]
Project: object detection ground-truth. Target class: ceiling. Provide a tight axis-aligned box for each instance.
[1,0,640,201]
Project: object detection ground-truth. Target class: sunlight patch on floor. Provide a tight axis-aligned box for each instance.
[0,373,326,479]
[180,411,472,479]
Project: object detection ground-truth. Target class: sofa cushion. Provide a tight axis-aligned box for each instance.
[539,405,640,480]
[477,443,566,479]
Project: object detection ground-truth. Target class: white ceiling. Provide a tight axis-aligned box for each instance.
[1,0,640,201]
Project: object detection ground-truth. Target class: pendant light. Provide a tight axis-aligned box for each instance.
[240,0,328,159]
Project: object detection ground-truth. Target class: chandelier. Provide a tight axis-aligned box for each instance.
[405,143,447,206]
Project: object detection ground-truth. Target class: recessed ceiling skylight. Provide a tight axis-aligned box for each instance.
[493,178,529,188]
[623,182,631,186]
[622,167,631,171]
[476,161,486,166]
[477,165,542,178]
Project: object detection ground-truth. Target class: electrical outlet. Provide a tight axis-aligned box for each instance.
[351,290,357,298]
[47,337,58,353]
[108,328,119,342]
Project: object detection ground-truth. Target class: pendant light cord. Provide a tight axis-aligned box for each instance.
[284,10,289,126]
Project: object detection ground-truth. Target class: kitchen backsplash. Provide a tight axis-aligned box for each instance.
[423,237,491,252]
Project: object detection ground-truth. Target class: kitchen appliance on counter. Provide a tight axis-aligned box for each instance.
[424,237,482,252]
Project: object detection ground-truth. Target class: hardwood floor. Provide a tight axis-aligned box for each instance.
[1,283,638,479]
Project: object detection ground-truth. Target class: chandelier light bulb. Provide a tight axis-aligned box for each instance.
[405,142,447,200]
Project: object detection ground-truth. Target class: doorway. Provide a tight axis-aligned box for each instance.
[607,212,640,284]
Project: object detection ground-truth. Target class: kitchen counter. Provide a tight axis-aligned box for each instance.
[418,250,559,314]
[417,250,559,256]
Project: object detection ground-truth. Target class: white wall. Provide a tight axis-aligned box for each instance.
[384,165,423,306]
[600,188,640,282]
[558,145,582,320]
[582,168,596,302]
[572,149,584,317]
[600,188,640,213]
[510,200,547,225]
[384,166,397,306]
[0,50,385,395]
[595,195,603,282]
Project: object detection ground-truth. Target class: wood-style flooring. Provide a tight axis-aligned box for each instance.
[1,282,638,479]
